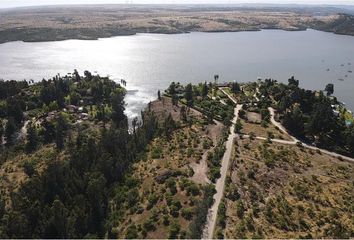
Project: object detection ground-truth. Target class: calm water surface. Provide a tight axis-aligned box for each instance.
[0,29,353,117]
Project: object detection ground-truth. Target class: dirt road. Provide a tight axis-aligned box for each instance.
[202,104,242,239]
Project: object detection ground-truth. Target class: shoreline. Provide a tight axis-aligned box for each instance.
[0,27,351,45]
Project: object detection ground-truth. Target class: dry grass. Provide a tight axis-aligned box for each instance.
[115,98,223,238]
[222,139,354,238]
[0,144,60,208]
[240,119,293,141]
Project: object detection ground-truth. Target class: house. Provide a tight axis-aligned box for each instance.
[345,120,353,127]
[79,113,89,120]
[333,110,340,117]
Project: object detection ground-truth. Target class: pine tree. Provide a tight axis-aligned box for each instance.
[0,120,4,144]
[201,82,209,98]
[55,115,67,150]
[184,83,194,107]
[5,117,16,145]
[231,82,240,94]
[111,90,127,127]
[26,123,38,153]
[234,119,243,134]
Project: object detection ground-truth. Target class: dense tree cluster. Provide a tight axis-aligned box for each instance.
[0,71,162,238]
[260,77,353,156]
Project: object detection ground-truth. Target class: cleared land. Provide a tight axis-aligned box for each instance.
[0,5,354,43]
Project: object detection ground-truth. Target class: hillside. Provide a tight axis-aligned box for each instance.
[1,5,354,43]
[0,74,353,238]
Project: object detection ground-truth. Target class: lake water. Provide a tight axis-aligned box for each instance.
[0,29,353,118]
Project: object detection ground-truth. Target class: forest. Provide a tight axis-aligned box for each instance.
[0,71,161,238]
[256,77,354,157]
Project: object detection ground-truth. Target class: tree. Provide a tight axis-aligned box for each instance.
[55,115,67,150]
[168,82,176,95]
[234,119,243,134]
[283,106,304,136]
[26,123,38,153]
[55,88,65,109]
[164,113,176,139]
[325,83,334,96]
[23,161,35,177]
[238,109,246,119]
[345,125,354,155]
[5,117,16,145]
[201,82,209,98]
[73,69,80,81]
[42,119,56,143]
[50,199,68,238]
[307,99,335,135]
[260,108,270,122]
[7,97,24,124]
[207,110,214,124]
[185,83,194,107]
[214,74,219,84]
[111,89,127,127]
[0,120,3,144]
[84,70,93,80]
[126,224,138,239]
[180,106,187,122]
[157,90,161,100]
[69,91,81,106]
[288,76,299,88]
[236,200,245,218]
[169,221,180,239]
[231,82,241,94]
[172,94,178,106]
[40,82,56,105]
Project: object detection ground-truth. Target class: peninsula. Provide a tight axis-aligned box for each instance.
[0,72,353,238]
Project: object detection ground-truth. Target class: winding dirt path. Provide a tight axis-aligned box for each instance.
[268,107,354,163]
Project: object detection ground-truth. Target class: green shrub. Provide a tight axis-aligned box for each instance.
[147,194,159,210]
[186,184,200,196]
[169,221,180,239]
[125,224,138,239]
[182,207,194,220]
[151,146,163,159]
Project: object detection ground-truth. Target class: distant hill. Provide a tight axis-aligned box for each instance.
[0,4,354,43]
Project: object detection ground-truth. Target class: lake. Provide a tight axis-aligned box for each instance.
[0,29,353,118]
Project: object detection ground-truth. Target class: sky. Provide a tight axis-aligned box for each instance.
[1,0,354,9]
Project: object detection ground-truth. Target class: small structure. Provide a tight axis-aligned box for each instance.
[345,120,353,126]
[79,113,89,120]
[333,110,340,117]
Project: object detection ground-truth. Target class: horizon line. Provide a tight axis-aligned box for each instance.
[1,2,354,10]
